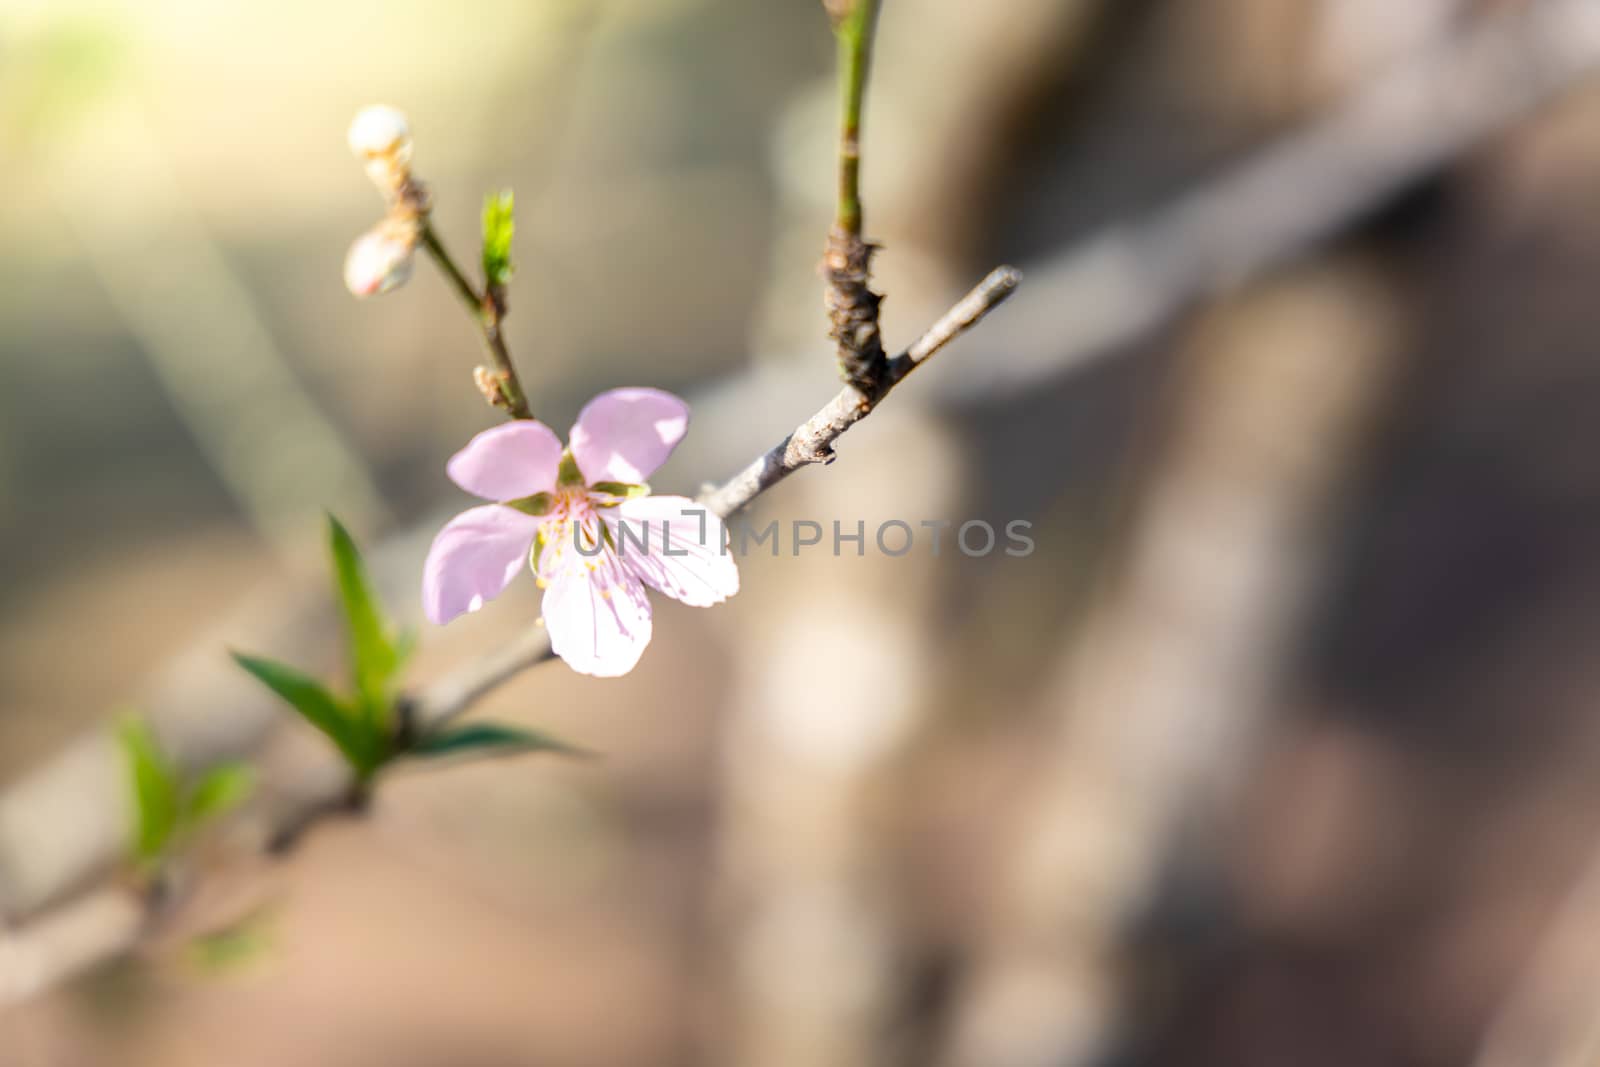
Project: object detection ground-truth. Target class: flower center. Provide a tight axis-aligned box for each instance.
[530,488,608,587]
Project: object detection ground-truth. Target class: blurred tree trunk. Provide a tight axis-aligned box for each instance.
[940,258,1404,1067]
[935,4,1477,1061]
[708,3,1108,1064]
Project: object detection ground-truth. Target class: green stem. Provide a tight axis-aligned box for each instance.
[834,0,877,235]
[420,225,534,421]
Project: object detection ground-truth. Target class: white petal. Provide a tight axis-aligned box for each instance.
[609,495,739,608]
[348,105,411,159]
[541,547,654,677]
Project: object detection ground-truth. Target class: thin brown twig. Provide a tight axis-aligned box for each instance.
[398,264,1019,740]
[420,225,534,420]
[703,265,1021,518]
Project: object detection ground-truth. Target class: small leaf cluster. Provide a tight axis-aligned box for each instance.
[118,714,254,869]
[232,517,411,783]
[183,904,280,976]
[233,516,584,784]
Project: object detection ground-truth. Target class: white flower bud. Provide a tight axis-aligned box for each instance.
[344,225,416,297]
[347,105,412,162]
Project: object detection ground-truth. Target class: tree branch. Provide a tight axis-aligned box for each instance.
[0,888,143,1005]
[420,224,534,420]
[825,0,888,394]
[12,0,1600,1009]
[409,265,1021,736]
[702,265,1020,518]
[0,263,1020,1004]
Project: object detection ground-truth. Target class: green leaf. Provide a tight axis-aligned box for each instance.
[410,722,590,763]
[184,905,278,976]
[116,714,180,863]
[326,515,399,724]
[231,652,377,776]
[481,189,515,289]
[184,763,255,827]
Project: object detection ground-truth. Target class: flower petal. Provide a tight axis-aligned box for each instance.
[344,227,415,297]
[422,505,540,625]
[569,388,690,485]
[347,105,411,160]
[541,548,653,677]
[447,421,564,501]
[609,495,740,607]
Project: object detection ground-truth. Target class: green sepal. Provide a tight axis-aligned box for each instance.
[588,481,650,502]
[557,451,586,488]
[506,492,553,516]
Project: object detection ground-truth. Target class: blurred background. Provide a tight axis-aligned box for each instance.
[7,0,1600,1064]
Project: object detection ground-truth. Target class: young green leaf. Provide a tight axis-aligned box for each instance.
[117,714,180,864]
[183,904,279,976]
[481,189,515,289]
[326,515,399,724]
[184,764,255,827]
[410,722,590,763]
[231,652,377,777]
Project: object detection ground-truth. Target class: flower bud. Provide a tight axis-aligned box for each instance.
[347,105,412,162]
[344,224,416,297]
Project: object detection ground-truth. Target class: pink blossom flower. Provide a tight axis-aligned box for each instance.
[422,388,739,676]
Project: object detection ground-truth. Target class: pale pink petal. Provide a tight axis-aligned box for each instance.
[446,421,564,501]
[569,388,690,485]
[608,495,740,607]
[344,228,414,297]
[422,505,539,625]
[541,547,653,677]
